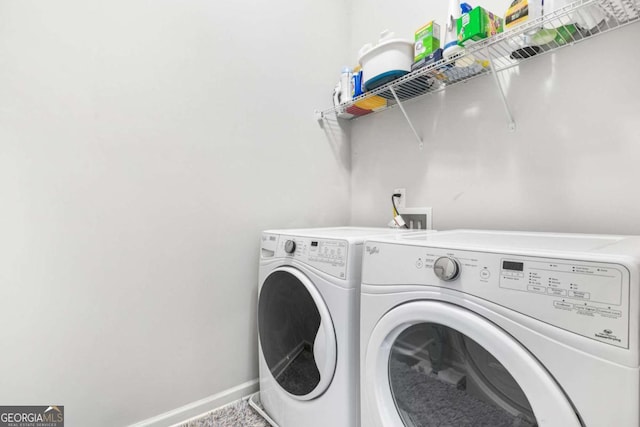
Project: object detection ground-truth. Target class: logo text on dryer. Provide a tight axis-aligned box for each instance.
[366,246,379,255]
[595,329,621,343]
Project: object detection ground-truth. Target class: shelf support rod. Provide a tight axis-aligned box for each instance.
[485,47,516,132]
[389,86,424,149]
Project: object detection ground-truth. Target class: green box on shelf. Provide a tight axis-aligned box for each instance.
[414,21,441,62]
[456,6,503,46]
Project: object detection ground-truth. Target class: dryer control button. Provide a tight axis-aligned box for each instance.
[284,240,296,254]
[434,256,460,282]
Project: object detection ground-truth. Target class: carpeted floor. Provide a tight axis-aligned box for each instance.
[178,399,270,427]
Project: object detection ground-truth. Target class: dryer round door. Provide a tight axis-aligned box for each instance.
[258,266,337,400]
[364,301,582,427]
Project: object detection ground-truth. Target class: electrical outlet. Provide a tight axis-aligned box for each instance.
[393,188,406,209]
[398,207,433,230]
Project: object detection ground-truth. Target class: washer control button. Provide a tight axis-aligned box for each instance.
[480,269,490,279]
[433,257,460,282]
[416,258,424,269]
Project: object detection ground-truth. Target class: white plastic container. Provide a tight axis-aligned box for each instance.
[543,0,576,29]
[358,30,414,91]
[574,4,606,32]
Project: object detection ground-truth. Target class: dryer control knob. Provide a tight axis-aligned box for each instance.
[284,240,296,254]
[433,257,460,281]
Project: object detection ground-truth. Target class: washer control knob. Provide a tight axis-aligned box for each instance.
[284,240,296,254]
[433,257,460,281]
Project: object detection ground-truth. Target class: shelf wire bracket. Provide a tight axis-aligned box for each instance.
[389,86,424,149]
[485,47,516,132]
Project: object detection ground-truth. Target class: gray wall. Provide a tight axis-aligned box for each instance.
[349,1,640,234]
[0,1,350,426]
[1,0,637,425]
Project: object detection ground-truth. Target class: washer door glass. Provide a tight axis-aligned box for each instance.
[363,301,581,427]
[389,323,537,426]
[258,267,337,399]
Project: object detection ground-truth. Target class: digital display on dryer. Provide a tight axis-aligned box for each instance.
[311,241,318,247]
[503,261,524,271]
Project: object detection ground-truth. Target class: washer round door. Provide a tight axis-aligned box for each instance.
[258,266,337,400]
[364,301,582,427]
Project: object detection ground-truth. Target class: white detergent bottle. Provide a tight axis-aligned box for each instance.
[339,67,352,104]
[443,0,463,60]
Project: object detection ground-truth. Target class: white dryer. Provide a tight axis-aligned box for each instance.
[360,229,640,427]
[258,227,429,427]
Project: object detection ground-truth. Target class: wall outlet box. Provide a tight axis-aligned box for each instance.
[393,188,406,209]
[399,207,433,230]
[414,21,441,62]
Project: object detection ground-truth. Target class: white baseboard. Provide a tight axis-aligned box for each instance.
[128,379,259,427]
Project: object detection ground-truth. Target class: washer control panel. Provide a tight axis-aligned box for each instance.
[265,234,348,279]
[362,243,631,348]
[499,259,622,306]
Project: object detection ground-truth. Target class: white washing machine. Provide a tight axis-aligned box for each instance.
[258,227,430,427]
[360,229,640,427]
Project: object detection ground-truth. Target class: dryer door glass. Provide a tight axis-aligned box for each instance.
[388,323,537,426]
[258,269,325,397]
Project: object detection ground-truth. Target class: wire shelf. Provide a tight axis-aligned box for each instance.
[318,0,640,121]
